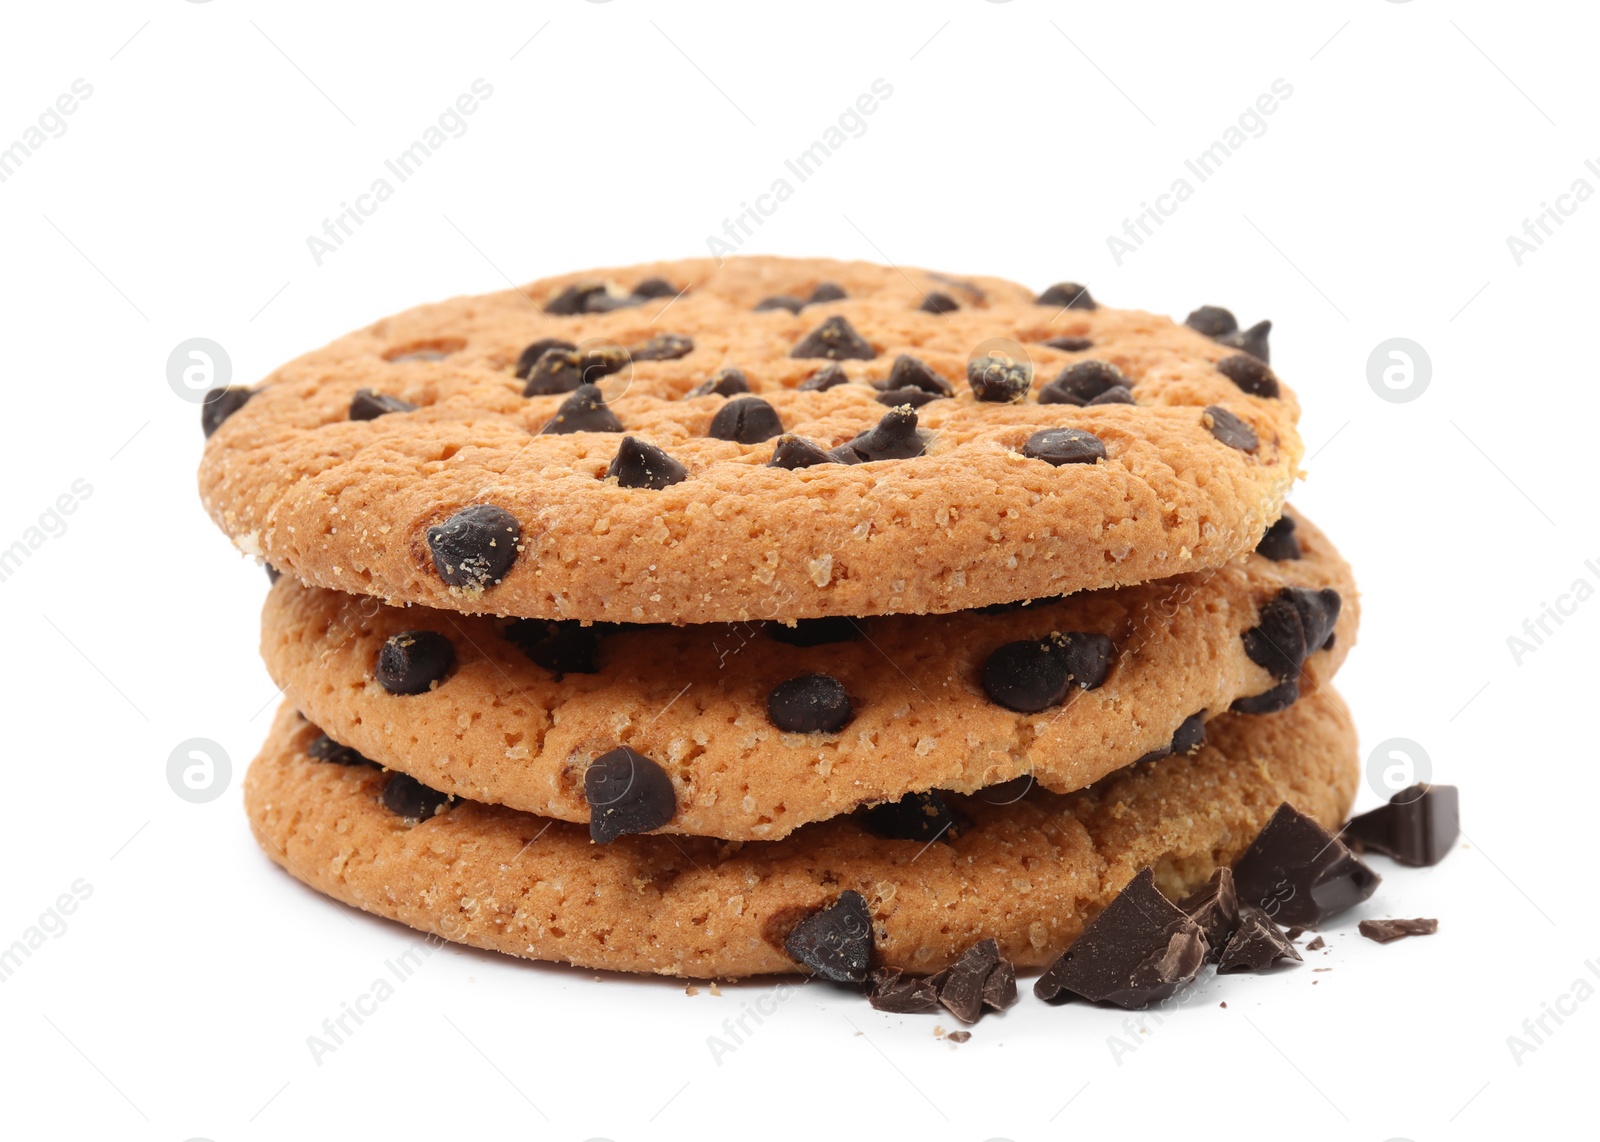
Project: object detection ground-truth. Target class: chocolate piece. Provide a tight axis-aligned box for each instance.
[1230,680,1300,714]
[1343,783,1459,867]
[1035,868,1207,1008]
[543,384,623,434]
[1305,936,1326,951]
[1219,320,1272,363]
[426,505,522,591]
[860,791,955,843]
[376,630,456,695]
[798,363,850,391]
[875,387,943,409]
[966,353,1032,403]
[523,345,629,396]
[1041,360,1130,405]
[947,1031,972,1043]
[1036,282,1096,309]
[766,616,861,646]
[982,959,1018,1012]
[1255,516,1302,561]
[349,389,416,420]
[1204,406,1259,452]
[607,436,688,490]
[754,295,804,314]
[1051,631,1115,689]
[631,333,694,361]
[1242,587,1341,681]
[505,619,600,680]
[381,773,453,821]
[884,354,954,398]
[1043,335,1093,352]
[808,282,847,304]
[514,337,577,380]
[790,315,875,360]
[768,434,838,470]
[1217,354,1280,399]
[939,939,1004,1024]
[1232,802,1381,927]
[1359,918,1438,944]
[708,397,784,444]
[834,406,924,462]
[1021,427,1107,467]
[1087,386,1135,406]
[981,632,1113,713]
[584,746,677,843]
[1185,305,1238,339]
[1171,711,1207,755]
[868,969,941,1014]
[919,291,960,314]
[307,733,375,767]
[1179,868,1239,960]
[201,386,253,437]
[632,277,676,299]
[784,890,873,982]
[544,281,608,315]
[767,674,852,733]
[690,368,751,398]
[1216,906,1301,973]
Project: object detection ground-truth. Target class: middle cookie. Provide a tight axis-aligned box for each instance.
[262,506,1355,842]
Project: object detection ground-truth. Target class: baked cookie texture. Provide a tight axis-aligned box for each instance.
[244,687,1358,979]
[200,257,1303,624]
[261,506,1354,842]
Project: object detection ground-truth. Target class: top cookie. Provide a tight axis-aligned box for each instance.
[199,257,1302,623]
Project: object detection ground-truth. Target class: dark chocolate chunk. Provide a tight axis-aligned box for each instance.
[784,890,873,983]
[1232,802,1381,927]
[808,281,848,304]
[1218,320,1272,363]
[543,384,623,434]
[201,386,253,437]
[939,939,1004,1024]
[860,791,955,843]
[708,397,784,444]
[1171,711,1207,755]
[632,277,676,299]
[505,619,600,680]
[1178,867,1239,960]
[834,406,925,462]
[514,338,577,380]
[966,353,1032,403]
[754,295,804,314]
[1230,680,1300,714]
[631,333,694,361]
[790,315,875,360]
[875,387,943,409]
[1216,906,1301,973]
[919,291,960,314]
[349,389,416,420]
[1343,783,1460,868]
[1043,335,1093,352]
[584,746,677,844]
[981,641,1070,713]
[376,630,456,695]
[1185,305,1238,339]
[1041,360,1130,405]
[766,616,861,647]
[768,434,838,470]
[1087,386,1135,406]
[523,345,629,397]
[1255,515,1302,561]
[381,772,453,821]
[868,969,941,1014]
[607,436,688,490]
[1217,354,1280,399]
[1035,868,1207,1008]
[1021,427,1107,467]
[689,368,751,398]
[1036,282,1096,309]
[767,674,852,733]
[1204,406,1259,452]
[426,505,522,590]
[884,354,954,397]
[798,363,850,391]
[544,281,608,315]
[1358,918,1438,944]
[982,959,1018,1012]
[307,733,375,767]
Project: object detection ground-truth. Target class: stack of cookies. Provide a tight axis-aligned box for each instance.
[200,256,1405,1013]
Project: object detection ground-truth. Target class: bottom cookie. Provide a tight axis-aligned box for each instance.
[244,689,1357,979]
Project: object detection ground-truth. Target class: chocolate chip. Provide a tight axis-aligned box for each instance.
[784,890,873,983]
[1052,631,1115,689]
[544,281,607,315]
[798,363,850,391]
[768,434,838,469]
[709,397,784,444]
[1343,783,1460,868]
[1185,305,1238,339]
[1086,386,1135,406]
[1216,906,1301,973]
[1230,680,1300,714]
[980,632,1112,713]
[201,387,253,437]
[523,346,630,397]
[834,406,925,462]
[1243,587,1341,681]
[868,969,941,1014]
[1021,428,1106,467]
[1232,802,1381,927]
[860,791,955,843]
[381,772,453,821]
[939,939,1007,1024]
[1255,516,1302,560]
[349,389,416,420]
[307,733,376,767]
[1217,354,1280,399]
[1043,336,1093,352]
[505,618,600,680]
[607,437,688,490]
[1036,282,1096,309]
[376,631,456,695]
[1170,711,1207,755]
[1178,867,1239,961]
[514,338,576,380]
[919,291,960,314]
[966,353,1032,403]
[543,384,623,434]
[584,746,677,844]
[875,387,943,409]
[631,333,694,361]
[754,295,804,314]
[426,505,522,590]
[1205,406,1259,452]
[808,282,847,304]
[1035,868,1207,1008]
[767,674,852,733]
[689,368,751,398]
[1039,360,1130,405]
[632,277,676,299]
[1219,320,1272,362]
[1358,918,1438,944]
[766,616,861,646]
[884,354,954,398]
[790,315,875,360]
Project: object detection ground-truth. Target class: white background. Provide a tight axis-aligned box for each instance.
[1,2,1595,1139]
